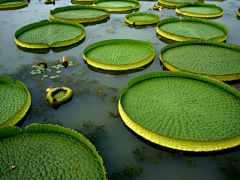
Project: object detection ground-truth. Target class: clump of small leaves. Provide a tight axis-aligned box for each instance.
[111,160,144,180]
[108,111,120,118]
[110,96,119,103]
[75,120,107,142]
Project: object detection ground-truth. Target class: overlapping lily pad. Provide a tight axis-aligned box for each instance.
[157,0,204,7]
[156,17,228,42]
[0,124,107,179]
[46,87,73,106]
[83,39,155,70]
[93,0,140,12]
[118,71,240,152]
[160,41,240,81]
[50,5,110,23]
[0,0,28,9]
[125,12,160,25]
[15,19,86,49]
[0,76,31,129]
[175,3,224,18]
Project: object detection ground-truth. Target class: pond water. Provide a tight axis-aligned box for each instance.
[0,0,240,179]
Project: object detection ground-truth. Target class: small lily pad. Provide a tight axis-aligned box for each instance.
[56,70,62,74]
[32,65,37,68]
[30,72,37,75]
[52,66,56,69]
[68,64,74,67]
[43,75,49,78]
[50,76,57,79]
[55,66,61,69]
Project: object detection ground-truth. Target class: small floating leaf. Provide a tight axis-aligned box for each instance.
[43,75,48,78]
[32,65,37,68]
[56,70,62,74]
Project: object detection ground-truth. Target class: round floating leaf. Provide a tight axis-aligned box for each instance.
[31,65,37,67]
[50,76,57,79]
[175,3,224,18]
[43,75,49,78]
[160,41,240,81]
[83,39,155,70]
[50,5,110,23]
[0,76,31,129]
[0,0,29,9]
[15,19,86,49]
[0,124,107,179]
[52,66,56,69]
[156,17,228,42]
[93,0,140,12]
[158,0,204,7]
[56,70,62,73]
[118,71,240,152]
[125,12,160,25]
[46,87,73,106]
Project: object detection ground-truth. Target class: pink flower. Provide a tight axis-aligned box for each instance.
[45,88,52,92]
[48,69,51,73]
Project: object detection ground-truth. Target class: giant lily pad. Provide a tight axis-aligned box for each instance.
[156,17,228,42]
[0,76,31,129]
[46,87,73,106]
[93,0,140,12]
[175,3,224,18]
[15,19,86,49]
[0,0,28,9]
[118,71,240,152]
[125,12,160,25]
[0,124,107,179]
[83,39,155,70]
[50,5,110,23]
[158,0,204,7]
[160,41,240,81]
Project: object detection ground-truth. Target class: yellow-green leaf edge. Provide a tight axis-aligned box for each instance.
[93,0,140,12]
[175,3,224,18]
[0,0,28,9]
[46,87,73,106]
[237,8,240,16]
[158,0,204,7]
[125,12,160,25]
[159,41,240,81]
[118,71,240,152]
[83,39,155,70]
[50,5,110,23]
[0,124,107,179]
[0,76,31,129]
[14,19,86,49]
[156,17,228,42]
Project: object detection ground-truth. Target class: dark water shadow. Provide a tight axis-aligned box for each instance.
[110,8,139,14]
[86,59,153,75]
[123,123,240,157]
[14,107,31,128]
[17,37,86,54]
[127,23,157,29]
[0,4,28,11]
[71,0,93,5]
[82,18,109,27]
[237,15,240,20]
[156,33,178,44]
[224,79,240,86]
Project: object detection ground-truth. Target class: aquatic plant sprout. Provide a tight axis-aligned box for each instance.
[175,3,224,18]
[83,39,155,70]
[125,13,160,25]
[15,20,86,49]
[0,124,107,179]
[157,0,204,7]
[0,76,31,129]
[118,71,240,152]
[50,6,110,23]
[160,41,240,81]
[0,0,28,9]
[93,0,140,12]
[156,17,228,42]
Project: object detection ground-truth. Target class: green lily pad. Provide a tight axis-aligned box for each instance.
[119,71,240,152]
[175,3,224,18]
[43,75,49,78]
[157,0,204,7]
[160,41,240,81]
[50,76,58,79]
[125,12,160,25]
[156,17,228,42]
[83,39,155,70]
[15,19,86,49]
[0,0,29,9]
[0,76,31,129]
[93,0,140,12]
[50,5,110,23]
[56,70,62,73]
[31,65,37,67]
[0,124,107,179]
[52,66,56,69]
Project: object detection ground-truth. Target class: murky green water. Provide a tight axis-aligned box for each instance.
[0,0,240,179]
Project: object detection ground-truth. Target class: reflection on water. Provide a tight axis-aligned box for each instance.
[0,0,240,179]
